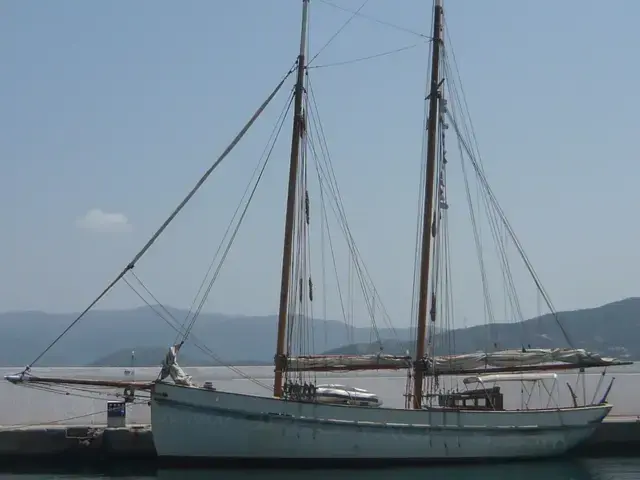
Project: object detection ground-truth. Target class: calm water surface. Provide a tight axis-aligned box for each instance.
[1,459,640,479]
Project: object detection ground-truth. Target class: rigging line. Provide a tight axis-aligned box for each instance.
[306,114,397,337]
[302,139,315,359]
[443,36,523,316]
[305,79,393,335]
[308,0,371,66]
[306,108,387,340]
[309,141,383,343]
[183,96,291,342]
[130,270,178,330]
[442,20,483,162]
[446,111,575,348]
[304,117,357,344]
[320,163,328,348]
[305,124,362,326]
[444,57,522,330]
[411,33,435,341]
[123,276,188,337]
[179,89,296,340]
[24,65,296,371]
[308,43,421,70]
[443,208,456,356]
[447,77,522,330]
[20,382,150,403]
[458,125,498,333]
[122,276,272,390]
[127,270,206,345]
[128,258,279,353]
[443,64,501,332]
[317,0,430,40]
[311,167,384,343]
[474,159,525,324]
[1,401,149,430]
[444,52,528,328]
[0,408,129,430]
[307,74,330,348]
[311,142,350,338]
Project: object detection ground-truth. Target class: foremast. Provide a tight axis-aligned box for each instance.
[412,0,444,409]
[274,0,310,398]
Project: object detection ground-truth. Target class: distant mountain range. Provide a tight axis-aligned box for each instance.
[0,306,403,367]
[88,346,273,368]
[326,298,640,361]
[0,297,638,367]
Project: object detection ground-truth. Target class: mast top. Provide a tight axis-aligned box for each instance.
[299,0,310,57]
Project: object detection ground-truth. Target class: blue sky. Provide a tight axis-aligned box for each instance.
[1,0,639,328]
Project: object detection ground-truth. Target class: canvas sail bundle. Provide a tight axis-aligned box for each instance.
[426,348,619,374]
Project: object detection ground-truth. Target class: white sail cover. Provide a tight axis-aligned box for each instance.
[286,348,621,373]
[159,343,194,386]
[427,348,619,374]
[287,353,412,371]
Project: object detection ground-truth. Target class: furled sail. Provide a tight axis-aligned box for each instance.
[425,348,624,374]
[284,348,628,373]
[287,353,412,372]
[159,343,194,386]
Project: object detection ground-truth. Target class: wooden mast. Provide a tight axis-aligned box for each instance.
[412,0,444,409]
[274,0,310,398]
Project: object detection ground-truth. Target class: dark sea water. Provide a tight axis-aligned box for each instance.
[1,458,640,480]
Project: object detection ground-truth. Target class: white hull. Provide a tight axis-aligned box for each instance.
[150,382,611,462]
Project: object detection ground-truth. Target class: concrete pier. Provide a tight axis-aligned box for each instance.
[0,417,637,462]
[0,424,155,461]
[578,416,640,456]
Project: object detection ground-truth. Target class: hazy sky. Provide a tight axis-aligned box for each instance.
[2,0,638,328]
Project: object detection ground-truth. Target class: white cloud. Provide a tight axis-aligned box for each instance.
[76,209,132,233]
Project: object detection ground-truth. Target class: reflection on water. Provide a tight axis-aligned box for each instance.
[156,460,592,480]
[582,458,640,480]
[1,458,639,480]
[154,462,584,480]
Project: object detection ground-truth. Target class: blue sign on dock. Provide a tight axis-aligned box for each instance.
[107,401,126,418]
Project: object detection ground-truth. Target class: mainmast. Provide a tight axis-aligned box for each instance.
[274,0,310,398]
[412,0,444,409]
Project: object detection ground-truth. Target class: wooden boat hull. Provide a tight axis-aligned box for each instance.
[150,382,611,462]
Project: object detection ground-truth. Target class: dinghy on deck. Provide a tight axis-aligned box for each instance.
[314,384,382,407]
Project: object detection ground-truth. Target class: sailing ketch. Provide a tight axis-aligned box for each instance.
[6,0,630,464]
